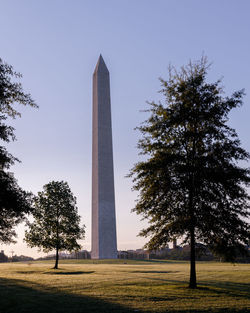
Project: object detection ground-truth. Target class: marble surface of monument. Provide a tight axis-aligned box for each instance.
[91,55,117,259]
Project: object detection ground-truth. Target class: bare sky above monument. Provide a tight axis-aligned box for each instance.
[0,0,250,257]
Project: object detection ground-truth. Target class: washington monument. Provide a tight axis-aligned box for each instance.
[91,55,117,259]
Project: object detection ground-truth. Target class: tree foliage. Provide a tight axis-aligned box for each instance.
[0,58,37,243]
[24,181,86,269]
[129,57,250,288]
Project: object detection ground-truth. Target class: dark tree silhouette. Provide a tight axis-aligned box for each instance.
[0,58,37,243]
[24,181,86,269]
[129,57,250,288]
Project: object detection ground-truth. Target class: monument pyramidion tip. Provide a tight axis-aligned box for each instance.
[94,54,109,74]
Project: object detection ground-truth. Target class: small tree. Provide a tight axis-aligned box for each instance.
[129,57,250,288]
[0,58,37,243]
[24,181,85,269]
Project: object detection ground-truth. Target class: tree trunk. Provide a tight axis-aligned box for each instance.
[188,178,197,288]
[188,133,197,289]
[54,207,59,269]
[189,225,197,288]
[54,245,59,269]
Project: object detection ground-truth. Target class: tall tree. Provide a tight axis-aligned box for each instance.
[0,58,37,243]
[24,181,86,269]
[129,57,250,288]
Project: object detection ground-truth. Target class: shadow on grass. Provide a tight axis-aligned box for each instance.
[199,280,250,299]
[15,270,95,276]
[44,271,95,275]
[144,276,250,300]
[0,277,138,313]
[0,277,249,313]
[135,259,187,264]
[130,270,179,274]
[15,271,37,275]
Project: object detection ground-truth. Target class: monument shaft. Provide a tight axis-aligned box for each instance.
[91,55,117,259]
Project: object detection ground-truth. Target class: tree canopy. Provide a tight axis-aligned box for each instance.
[24,181,86,269]
[0,58,37,243]
[129,57,250,288]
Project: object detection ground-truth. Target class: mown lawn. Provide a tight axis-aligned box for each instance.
[0,260,249,312]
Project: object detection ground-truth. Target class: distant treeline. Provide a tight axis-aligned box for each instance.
[1,246,249,263]
[36,250,91,261]
[0,251,34,263]
[150,247,250,263]
[118,245,250,263]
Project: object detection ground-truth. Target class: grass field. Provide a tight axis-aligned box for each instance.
[0,259,249,313]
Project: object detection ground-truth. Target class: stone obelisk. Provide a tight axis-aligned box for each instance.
[91,55,117,259]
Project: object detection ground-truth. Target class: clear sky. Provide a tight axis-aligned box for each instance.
[0,0,250,258]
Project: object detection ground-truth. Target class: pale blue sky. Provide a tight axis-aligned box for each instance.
[0,0,249,257]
